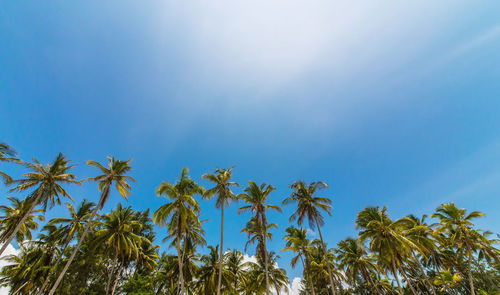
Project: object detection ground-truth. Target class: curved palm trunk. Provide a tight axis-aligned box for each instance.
[261,213,270,295]
[314,216,336,295]
[411,251,437,295]
[391,259,404,295]
[467,248,475,295]
[47,204,100,295]
[217,206,224,295]
[176,237,186,295]
[398,264,417,295]
[106,252,119,295]
[302,255,316,295]
[111,264,124,295]
[0,190,42,256]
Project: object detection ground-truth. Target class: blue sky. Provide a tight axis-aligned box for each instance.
[1,0,500,282]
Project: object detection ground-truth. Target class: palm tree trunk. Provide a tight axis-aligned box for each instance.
[467,247,475,295]
[303,256,316,295]
[106,252,119,295]
[261,213,270,295]
[391,259,404,295]
[398,264,418,295]
[217,206,224,295]
[111,264,124,295]
[176,236,185,295]
[35,250,57,295]
[411,251,437,295]
[314,216,336,295]
[0,190,42,256]
[362,268,381,295]
[47,204,100,295]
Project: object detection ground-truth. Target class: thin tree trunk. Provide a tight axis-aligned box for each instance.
[314,216,337,295]
[303,255,316,295]
[176,236,185,295]
[411,251,437,295]
[362,268,382,295]
[106,252,119,295]
[47,204,100,295]
[391,259,404,295]
[262,214,270,295]
[0,190,42,256]
[467,248,475,295]
[35,249,56,295]
[111,264,124,295]
[398,264,418,295]
[217,206,224,295]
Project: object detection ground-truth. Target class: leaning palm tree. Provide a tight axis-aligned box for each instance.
[0,196,44,246]
[202,167,239,295]
[152,167,204,295]
[335,237,381,294]
[356,206,418,295]
[35,200,96,295]
[431,203,487,295]
[282,180,337,295]
[48,156,135,295]
[238,181,281,295]
[282,226,317,295]
[0,142,18,185]
[0,153,78,257]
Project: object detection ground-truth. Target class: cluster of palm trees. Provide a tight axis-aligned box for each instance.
[0,142,498,295]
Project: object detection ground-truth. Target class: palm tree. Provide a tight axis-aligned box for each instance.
[431,203,487,295]
[48,156,135,295]
[95,204,149,295]
[282,226,317,295]
[152,167,204,295]
[308,240,344,294]
[335,237,381,294]
[202,166,239,295]
[245,252,289,295]
[282,180,337,295]
[0,196,44,246]
[196,245,235,295]
[226,249,247,292]
[0,153,78,257]
[238,181,281,295]
[356,206,418,295]
[0,142,18,185]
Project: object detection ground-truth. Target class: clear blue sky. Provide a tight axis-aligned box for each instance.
[1,0,500,281]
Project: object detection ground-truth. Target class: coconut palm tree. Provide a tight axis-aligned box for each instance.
[95,204,150,295]
[0,196,44,246]
[152,167,204,295]
[335,237,381,294]
[196,245,235,295]
[356,206,418,295]
[0,153,78,257]
[226,249,247,292]
[282,226,317,295]
[282,180,337,295]
[238,181,281,295]
[48,156,135,295]
[308,240,344,294]
[245,252,289,295]
[202,167,239,295]
[431,203,488,295]
[0,142,18,185]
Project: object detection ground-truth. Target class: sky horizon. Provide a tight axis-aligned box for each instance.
[1,1,500,293]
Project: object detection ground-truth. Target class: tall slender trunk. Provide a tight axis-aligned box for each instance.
[106,252,119,295]
[261,213,270,295]
[217,206,224,295]
[314,216,336,295]
[0,190,43,256]
[176,236,185,295]
[411,251,437,295]
[47,204,100,295]
[467,247,475,295]
[391,259,404,295]
[303,255,316,295]
[111,264,124,295]
[398,264,417,295]
[362,268,382,295]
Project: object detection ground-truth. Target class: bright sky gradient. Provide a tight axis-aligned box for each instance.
[1,0,500,287]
